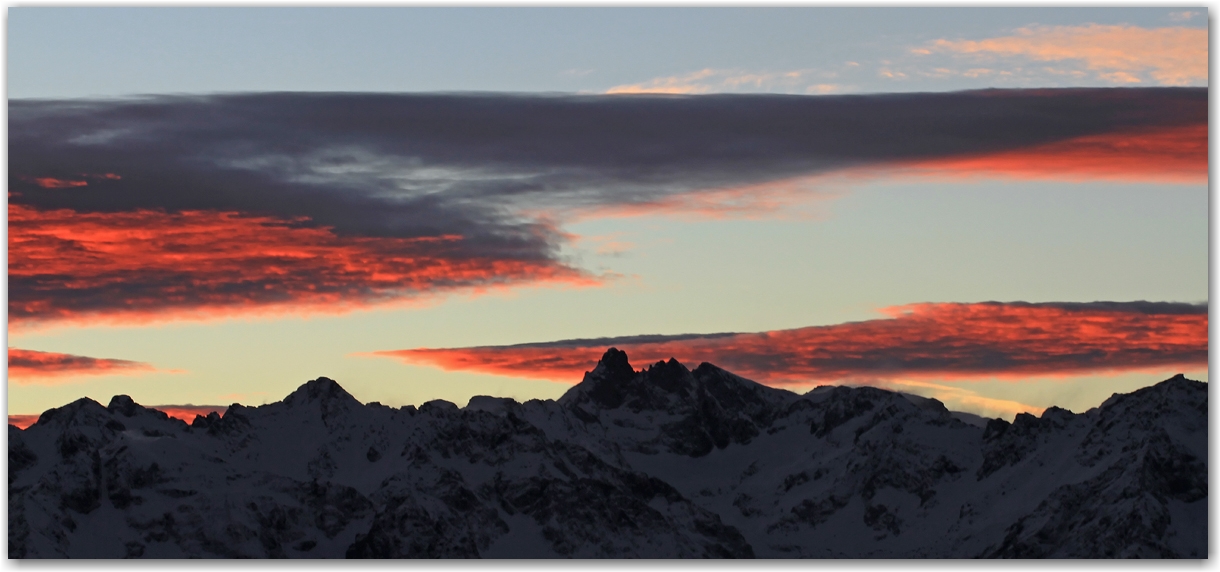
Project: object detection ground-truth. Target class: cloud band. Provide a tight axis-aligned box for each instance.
[372,301,1207,384]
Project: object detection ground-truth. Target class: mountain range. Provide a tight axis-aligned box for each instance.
[8,348,1207,558]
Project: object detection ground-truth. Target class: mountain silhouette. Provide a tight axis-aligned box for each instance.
[9,349,1206,558]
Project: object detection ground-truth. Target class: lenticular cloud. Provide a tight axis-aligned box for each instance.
[375,301,1207,383]
[8,348,157,382]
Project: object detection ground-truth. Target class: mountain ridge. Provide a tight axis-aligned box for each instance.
[9,349,1207,558]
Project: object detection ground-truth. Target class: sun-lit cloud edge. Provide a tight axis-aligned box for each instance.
[605,68,828,95]
[892,123,1206,184]
[536,120,1205,229]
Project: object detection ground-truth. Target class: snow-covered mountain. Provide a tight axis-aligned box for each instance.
[8,348,1207,558]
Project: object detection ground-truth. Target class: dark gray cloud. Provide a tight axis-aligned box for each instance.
[11,88,1205,237]
[8,89,1206,325]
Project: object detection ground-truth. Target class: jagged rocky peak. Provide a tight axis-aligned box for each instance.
[561,348,702,411]
[561,349,795,418]
[559,347,637,409]
[590,347,637,381]
[283,376,360,409]
[105,395,182,427]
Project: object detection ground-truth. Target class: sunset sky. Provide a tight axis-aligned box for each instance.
[7,7,1209,426]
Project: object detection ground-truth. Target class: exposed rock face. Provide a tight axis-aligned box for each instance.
[8,351,1206,558]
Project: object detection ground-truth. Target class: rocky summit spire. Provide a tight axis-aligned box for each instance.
[558,347,640,410]
[593,347,635,381]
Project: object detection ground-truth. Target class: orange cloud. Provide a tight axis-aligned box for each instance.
[926,24,1207,86]
[372,302,1207,385]
[899,124,1206,183]
[9,204,597,328]
[8,348,157,383]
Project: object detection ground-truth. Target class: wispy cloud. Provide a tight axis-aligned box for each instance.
[805,84,841,94]
[370,301,1207,385]
[10,90,1204,328]
[879,378,1045,420]
[921,24,1207,86]
[8,348,160,383]
[1168,11,1200,22]
[606,68,819,94]
[606,69,720,94]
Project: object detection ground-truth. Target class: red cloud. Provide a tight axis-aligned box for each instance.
[29,177,88,189]
[8,415,39,429]
[8,348,157,382]
[374,302,1207,384]
[20,173,121,188]
[9,204,597,328]
[902,124,1206,183]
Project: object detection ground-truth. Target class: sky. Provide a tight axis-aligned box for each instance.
[6,7,1210,426]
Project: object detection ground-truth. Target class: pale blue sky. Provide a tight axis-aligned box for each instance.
[8,7,1208,99]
